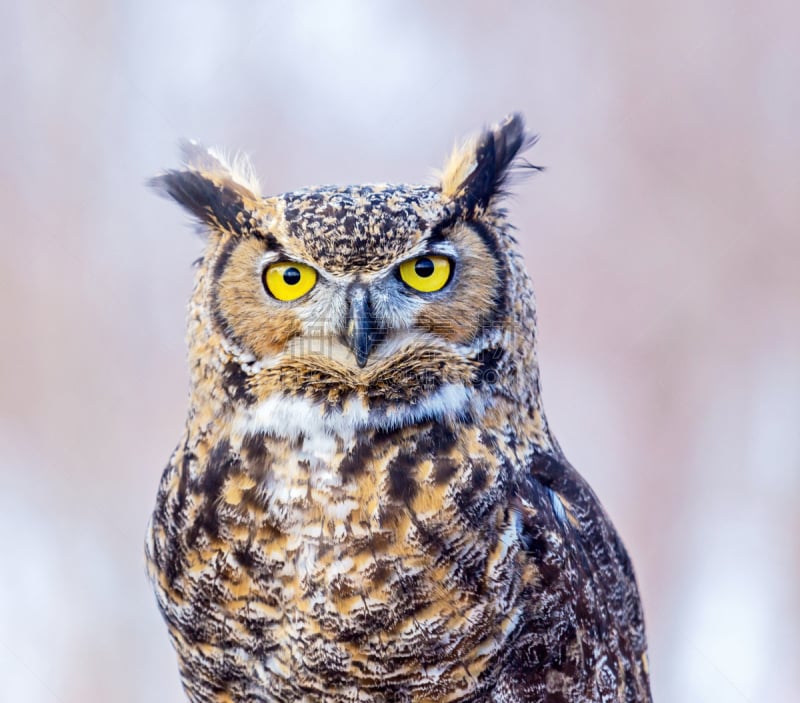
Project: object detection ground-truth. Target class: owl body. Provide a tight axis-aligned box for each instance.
[146,116,651,702]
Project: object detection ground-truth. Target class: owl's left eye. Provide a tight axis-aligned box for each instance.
[398,255,452,293]
[264,262,317,301]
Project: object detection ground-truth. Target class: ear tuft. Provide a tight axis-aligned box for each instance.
[178,140,261,198]
[439,113,539,214]
[149,141,262,236]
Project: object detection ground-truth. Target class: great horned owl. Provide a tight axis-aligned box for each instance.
[145,114,652,702]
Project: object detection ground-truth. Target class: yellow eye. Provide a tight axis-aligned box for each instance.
[398,255,452,293]
[264,261,317,301]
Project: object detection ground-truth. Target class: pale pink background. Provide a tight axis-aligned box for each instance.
[1,2,798,702]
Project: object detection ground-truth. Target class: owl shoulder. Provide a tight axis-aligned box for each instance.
[514,449,645,632]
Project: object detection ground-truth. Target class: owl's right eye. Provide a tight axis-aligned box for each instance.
[263,262,317,301]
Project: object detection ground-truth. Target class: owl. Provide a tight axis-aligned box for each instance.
[145,114,652,702]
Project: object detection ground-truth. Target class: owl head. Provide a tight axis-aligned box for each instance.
[152,114,545,434]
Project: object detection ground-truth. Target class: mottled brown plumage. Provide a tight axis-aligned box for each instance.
[145,115,652,702]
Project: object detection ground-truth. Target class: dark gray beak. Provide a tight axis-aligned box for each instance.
[345,287,384,368]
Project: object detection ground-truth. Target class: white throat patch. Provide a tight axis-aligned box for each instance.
[235,383,480,447]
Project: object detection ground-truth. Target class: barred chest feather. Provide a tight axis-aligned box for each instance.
[147,392,535,702]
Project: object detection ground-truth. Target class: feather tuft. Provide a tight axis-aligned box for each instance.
[178,140,261,198]
[438,113,540,214]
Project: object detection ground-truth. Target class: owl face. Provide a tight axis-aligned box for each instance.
[153,115,536,428]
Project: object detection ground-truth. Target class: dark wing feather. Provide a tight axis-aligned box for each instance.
[495,450,652,702]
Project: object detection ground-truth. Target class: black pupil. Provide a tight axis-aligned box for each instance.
[414,257,435,278]
[283,267,301,285]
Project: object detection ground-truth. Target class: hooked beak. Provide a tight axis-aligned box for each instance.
[345,287,384,368]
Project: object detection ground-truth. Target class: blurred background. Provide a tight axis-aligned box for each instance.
[1,1,798,701]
